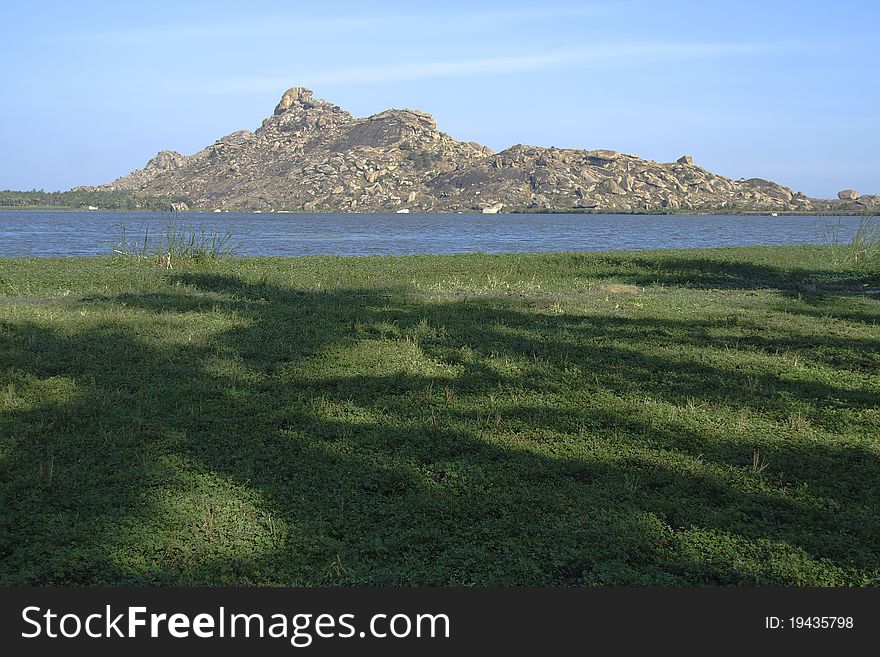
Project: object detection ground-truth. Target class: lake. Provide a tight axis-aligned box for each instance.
[0,210,865,257]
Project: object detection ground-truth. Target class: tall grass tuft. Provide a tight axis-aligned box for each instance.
[114,214,237,262]
[160,220,237,260]
[818,213,879,265]
[848,214,880,263]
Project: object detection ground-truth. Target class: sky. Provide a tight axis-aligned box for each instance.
[1,0,878,198]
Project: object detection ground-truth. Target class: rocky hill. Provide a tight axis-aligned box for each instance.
[84,87,877,214]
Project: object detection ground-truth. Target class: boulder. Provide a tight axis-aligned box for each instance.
[584,149,619,162]
[677,155,694,166]
[599,179,625,195]
[838,189,860,200]
[274,87,314,115]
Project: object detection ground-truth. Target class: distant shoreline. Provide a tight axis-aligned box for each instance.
[0,206,873,217]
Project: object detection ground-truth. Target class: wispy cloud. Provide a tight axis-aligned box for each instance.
[36,5,613,44]
[191,42,784,92]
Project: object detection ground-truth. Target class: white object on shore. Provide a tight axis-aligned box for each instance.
[396,208,410,213]
[253,210,262,213]
[771,212,778,217]
[213,209,222,213]
[87,205,98,211]
[482,202,504,214]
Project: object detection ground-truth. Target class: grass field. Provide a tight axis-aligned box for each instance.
[1,246,878,586]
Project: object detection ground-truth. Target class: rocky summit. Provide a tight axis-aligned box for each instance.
[87,87,878,214]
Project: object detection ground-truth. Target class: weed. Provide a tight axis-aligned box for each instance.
[751,449,770,475]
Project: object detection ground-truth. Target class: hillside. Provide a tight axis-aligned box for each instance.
[83,87,878,214]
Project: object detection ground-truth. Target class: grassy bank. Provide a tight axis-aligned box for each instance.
[1,246,878,586]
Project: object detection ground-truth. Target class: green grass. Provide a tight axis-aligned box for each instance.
[0,246,878,586]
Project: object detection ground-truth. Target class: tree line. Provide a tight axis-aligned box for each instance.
[0,189,189,211]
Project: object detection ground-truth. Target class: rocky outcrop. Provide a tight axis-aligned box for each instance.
[90,86,877,214]
[94,150,188,191]
[838,189,860,200]
[274,87,314,114]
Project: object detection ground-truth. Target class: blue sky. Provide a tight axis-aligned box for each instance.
[1,0,878,197]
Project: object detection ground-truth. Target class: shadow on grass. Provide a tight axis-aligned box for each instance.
[590,253,879,293]
[1,269,878,586]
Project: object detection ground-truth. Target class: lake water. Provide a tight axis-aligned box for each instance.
[0,210,865,257]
